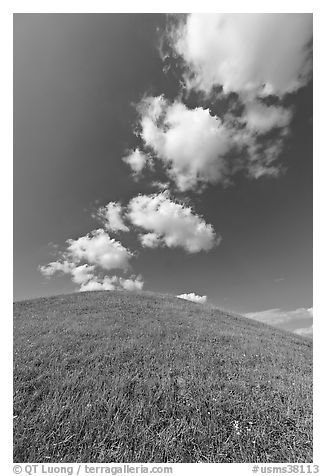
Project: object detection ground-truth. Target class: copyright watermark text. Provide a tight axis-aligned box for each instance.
[13,464,173,475]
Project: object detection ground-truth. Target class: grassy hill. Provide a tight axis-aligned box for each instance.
[13,290,313,463]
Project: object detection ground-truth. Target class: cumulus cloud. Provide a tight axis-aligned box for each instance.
[40,191,220,293]
[169,13,312,97]
[122,148,152,176]
[40,253,144,292]
[66,229,132,271]
[136,94,295,190]
[119,275,144,291]
[138,95,232,191]
[147,14,312,187]
[114,15,313,193]
[79,274,144,292]
[39,228,141,293]
[39,260,72,277]
[96,202,129,232]
[127,192,219,253]
[177,293,207,304]
[40,260,97,287]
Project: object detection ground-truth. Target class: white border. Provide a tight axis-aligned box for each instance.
[3,3,324,474]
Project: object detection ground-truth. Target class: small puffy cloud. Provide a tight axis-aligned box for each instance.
[294,324,313,337]
[96,202,129,232]
[177,293,207,304]
[40,260,95,285]
[39,260,72,277]
[127,192,219,253]
[244,307,313,325]
[120,275,144,291]
[80,274,144,292]
[122,148,152,176]
[169,13,312,96]
[242,102,292,134]
[66,229,132,271]
[40,260,96,287]
[139,96,232,191]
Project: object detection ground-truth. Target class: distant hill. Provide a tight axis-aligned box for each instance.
[13,290,313,463]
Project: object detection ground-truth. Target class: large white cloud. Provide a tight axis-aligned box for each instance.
[177,292,207,304]
[170,13,312,96]
[157,14,312,187]
[127,192,218,253]
[136,94,294,190]
[139,96,232,191]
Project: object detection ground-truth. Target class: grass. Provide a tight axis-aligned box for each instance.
[13,290,313,463]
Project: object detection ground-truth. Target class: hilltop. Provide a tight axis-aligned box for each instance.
[13,290,313,463]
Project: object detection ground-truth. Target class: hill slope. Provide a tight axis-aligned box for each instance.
[13,291,313,463]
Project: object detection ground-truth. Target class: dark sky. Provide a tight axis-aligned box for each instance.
[13,14,312,331]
